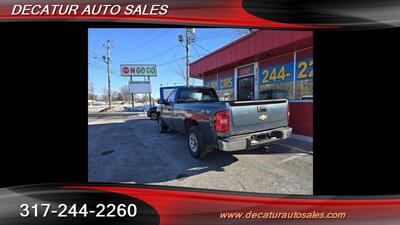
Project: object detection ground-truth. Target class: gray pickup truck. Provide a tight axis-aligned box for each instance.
[158,86,292,158]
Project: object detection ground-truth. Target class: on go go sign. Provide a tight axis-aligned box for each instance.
[120,64,157,77]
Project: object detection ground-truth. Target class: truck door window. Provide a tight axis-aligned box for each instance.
[167,89,176,104]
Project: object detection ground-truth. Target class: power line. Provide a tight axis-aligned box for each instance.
[196,30,240,39]
[158,54,206,67]
[193,42,210,53]
[196,31,239,39]
[164,44,184,72]
[172,44,182,60]
[196,34,239,41]
[89,62,116,73]
[114,44,180,63]
[113,29,172,55]
[89,50,102,58]
[158,56,186,67]
[192,44,202,58]
[195,32,244,41]
[88,63,105,70]
[115,29,156,47]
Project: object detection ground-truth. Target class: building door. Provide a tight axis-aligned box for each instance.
[237,75,254,100]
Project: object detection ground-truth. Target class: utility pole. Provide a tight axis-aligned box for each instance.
[106,40,112,109]
[93,40,112,109]
[185,28,190,86]
[179,28,195,87]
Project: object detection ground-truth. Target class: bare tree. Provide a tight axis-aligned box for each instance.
[171,62,186,83]
[88,81,96,105]
[112,90,122,101]
[119,85,133,102]
[171,62,202,86]
[136,94,148,104]
[101,87,108,103]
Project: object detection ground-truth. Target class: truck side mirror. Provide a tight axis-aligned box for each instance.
[157,99,164,104]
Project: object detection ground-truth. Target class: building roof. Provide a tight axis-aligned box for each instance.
[189,30,312,77]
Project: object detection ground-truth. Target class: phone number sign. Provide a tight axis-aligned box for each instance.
[259,58,313,84]
[259,61,294,84]
[120,64,157,76]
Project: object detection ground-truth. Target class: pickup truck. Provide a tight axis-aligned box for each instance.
[158,86,292,158]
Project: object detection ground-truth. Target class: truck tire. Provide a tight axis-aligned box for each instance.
[187,126,206,159]
[158,117,168,133]
[150,112,158,120]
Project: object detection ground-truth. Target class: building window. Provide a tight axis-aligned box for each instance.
[237,64,254,77]
[204,72,235,101]
[217,90,234,101]
[259,83,292,99]
[204,79,217,90]
[205,77,235,101]
[217,75,234,101]
[295,51,313,100]
[259,54,294,99]
[258,48,313,100]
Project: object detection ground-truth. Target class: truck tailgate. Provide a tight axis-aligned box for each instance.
[229,99,289,136]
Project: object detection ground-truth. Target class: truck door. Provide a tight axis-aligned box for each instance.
[171,90,186,133]
[163,89,177,128]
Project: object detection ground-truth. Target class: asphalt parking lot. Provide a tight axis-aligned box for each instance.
[88,112,313,195]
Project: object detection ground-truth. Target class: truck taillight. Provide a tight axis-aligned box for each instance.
[287,103,291,124]
[214,110,230,132]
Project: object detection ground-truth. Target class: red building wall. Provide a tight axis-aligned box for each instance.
[289,102,313,137]
[190,30,312,77]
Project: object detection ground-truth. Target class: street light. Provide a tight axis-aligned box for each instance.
[178,34,183,43]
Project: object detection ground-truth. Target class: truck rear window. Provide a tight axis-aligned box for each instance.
[178,88,219,103]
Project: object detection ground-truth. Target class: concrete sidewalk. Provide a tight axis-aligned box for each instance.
[275,138,313,154]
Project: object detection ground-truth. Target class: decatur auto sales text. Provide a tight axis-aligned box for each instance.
[11,4,169,16]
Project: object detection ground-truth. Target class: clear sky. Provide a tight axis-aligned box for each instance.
[88,28,249,98]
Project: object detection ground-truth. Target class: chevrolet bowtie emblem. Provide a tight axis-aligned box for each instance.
[259,114,268,121]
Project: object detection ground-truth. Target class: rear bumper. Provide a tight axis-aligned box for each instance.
[216,127,292,152]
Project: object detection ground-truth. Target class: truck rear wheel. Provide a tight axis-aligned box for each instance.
[187,126,206,159]
[158,117,168,133]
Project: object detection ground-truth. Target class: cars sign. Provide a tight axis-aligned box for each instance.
[120,64,157,76]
